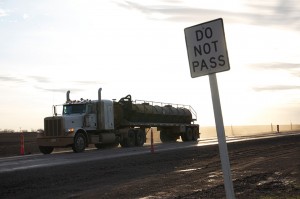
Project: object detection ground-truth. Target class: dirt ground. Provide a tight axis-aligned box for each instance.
[0,134,299,199]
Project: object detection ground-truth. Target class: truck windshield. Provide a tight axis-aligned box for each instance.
[63,104,86,115]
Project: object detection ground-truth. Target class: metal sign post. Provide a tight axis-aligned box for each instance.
[209,73,235,199]
[185,18,235,199]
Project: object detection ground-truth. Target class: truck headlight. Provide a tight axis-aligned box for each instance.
[68,128,75,133]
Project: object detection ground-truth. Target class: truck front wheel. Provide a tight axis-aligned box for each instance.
[39,146,54,154]
[72,132,86,153]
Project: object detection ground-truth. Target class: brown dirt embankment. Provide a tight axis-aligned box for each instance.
[0,132,38,157]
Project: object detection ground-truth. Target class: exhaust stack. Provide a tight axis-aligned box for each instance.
[98,88,102,101]
[97,88,102,130]
[66,90,71,102]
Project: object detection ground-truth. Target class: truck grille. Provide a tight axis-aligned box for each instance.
[44,117,64,136]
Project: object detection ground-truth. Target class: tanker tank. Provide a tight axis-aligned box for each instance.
[117,95,193,124]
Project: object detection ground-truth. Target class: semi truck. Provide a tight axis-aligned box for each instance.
[37,88,200,154]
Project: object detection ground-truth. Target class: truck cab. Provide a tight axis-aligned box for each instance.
[37,88,115,154]
[62,100,114,131]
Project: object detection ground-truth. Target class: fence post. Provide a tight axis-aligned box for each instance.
[271,123,273,132]
[20,132,25,155]
[150,128,154,153]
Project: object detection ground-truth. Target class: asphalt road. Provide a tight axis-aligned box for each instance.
[0,132,293,173]
[0,132,299,198]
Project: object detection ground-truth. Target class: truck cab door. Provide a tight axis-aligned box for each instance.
[84,104,97,129]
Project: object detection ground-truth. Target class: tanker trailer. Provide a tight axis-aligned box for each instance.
[114,94,199,143]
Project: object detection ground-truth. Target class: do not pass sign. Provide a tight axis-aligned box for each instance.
[184,18,230,78]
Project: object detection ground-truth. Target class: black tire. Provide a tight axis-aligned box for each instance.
[192,128,199,141]
[185,128,194,142]
[120,129,136,148]
[182,128,193,142]
[112,136,120,148]
[119,138,127,148]
[181,134,187,141]
[119,132,127,148]
[39,146,54,154]
[127,129,136,147]
[135,129,146,147]
[160,130,169,143]
[160,130,177,143]
[72,132,86,153]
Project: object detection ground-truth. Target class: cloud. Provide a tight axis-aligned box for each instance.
[34,85,83,93]
[0,75,25,83]
[116,0,300,30]
[22,13,29,20]
[28,76,103,86]
[31,79,102,93]
[250,62,300,92]
[0,75,54,85]
[0,74,103,93]
[29,76,51,83]
[116,1,244,22]
[0,8,8,17]
[246,0,300,28]
[253,85,300,92]
[251,62,300,70]
[291,71,300,77]
[250,62,300,78]
[72,80,103,85]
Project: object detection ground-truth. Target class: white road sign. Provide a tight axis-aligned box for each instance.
[185,18,236,198]
[184,18,230,78]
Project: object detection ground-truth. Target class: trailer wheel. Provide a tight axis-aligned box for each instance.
[72,132,86,153]
[120,129,136,147]
[160,130,177,143]
[135,129,146,147]
[187,128,194,141]
[181,132,187,141]
[128,129,136,147]
[182,128,193,142]
[39,146,54,154]
[192,128,199,141]
[160,130,168,142]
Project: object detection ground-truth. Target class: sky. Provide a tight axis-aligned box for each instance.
[0,0,299,131]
